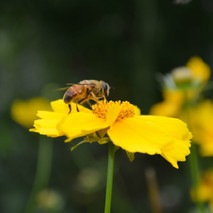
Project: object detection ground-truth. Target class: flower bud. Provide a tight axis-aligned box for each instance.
[171,66,193,86]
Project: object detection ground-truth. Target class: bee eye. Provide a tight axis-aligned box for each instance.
[102,82,107,91]
[102,82,110,97]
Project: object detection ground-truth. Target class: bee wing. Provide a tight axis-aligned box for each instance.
[66,83,78,85]
[56,87,70,91]
[66,83,95,87]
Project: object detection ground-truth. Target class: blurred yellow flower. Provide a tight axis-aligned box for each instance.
[190,100,213,156]
[191,170,213,211]
[150,57,211,117]
[37,189,64,211]
[186,56,211,84]
[30,99,192,168]
[77,167,101,193]
[11,97,51,128]
[150,90,184,117]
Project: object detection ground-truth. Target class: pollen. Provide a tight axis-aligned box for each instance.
[92,100,135,120]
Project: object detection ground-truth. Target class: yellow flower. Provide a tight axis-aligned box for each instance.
[186,56,210,83]
[191,170,213,211]
[11,97,51,128]
[150,90,184,117]
[150,57,211,117]
[30,99,192,169]
[189,100,213,156]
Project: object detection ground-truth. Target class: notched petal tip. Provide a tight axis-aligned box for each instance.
[29,128,37,132]
[173,163,179,169]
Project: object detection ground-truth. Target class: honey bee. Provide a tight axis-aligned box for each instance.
[63,80,110,113]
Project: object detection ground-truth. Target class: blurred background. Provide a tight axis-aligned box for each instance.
[1,0,213,212]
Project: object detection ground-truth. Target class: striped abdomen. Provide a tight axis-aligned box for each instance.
[63,85,86,103]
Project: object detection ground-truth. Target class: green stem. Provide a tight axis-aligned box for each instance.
[104,142,116,213]
[189,143,206,212]
[25,137,53,213]
[184,92,205,213]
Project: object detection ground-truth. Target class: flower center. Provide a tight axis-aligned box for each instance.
[92,100,135,120]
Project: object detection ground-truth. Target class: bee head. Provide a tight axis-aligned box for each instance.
[101,81,110,97]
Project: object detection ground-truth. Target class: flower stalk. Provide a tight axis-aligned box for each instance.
[104,142,117,213]
[183,91,205,213]
[189,143,203,209]
[25,137,53,213]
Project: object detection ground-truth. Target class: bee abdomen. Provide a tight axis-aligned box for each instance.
[63,89,77,103]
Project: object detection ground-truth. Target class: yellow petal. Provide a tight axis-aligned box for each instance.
[50,99,71,113]
[108,118,167,155]
[58,112,109,141]
[30,118,63,137]
[30,110,65,137]
[37,111,65,119]
[140,115,192,140]
[30,127,60,137]
[108,116,192,168]
[30,99,93,138]
[134,105,141,116]
[51,99,91,114]
[160,137,191,168]
[140,116,192,168]
[105,102,121,125]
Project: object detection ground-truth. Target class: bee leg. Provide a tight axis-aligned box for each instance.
[76,103,79,112]
[103,96,108,103]
[87,100,92,109]
[68,104,72,114]
[76,99,86,112]
[90,92,100,104]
